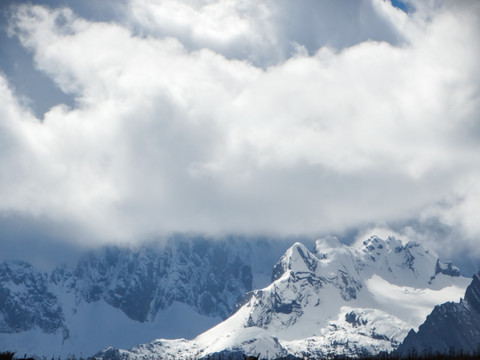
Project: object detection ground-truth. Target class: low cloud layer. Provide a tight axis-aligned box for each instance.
[0,0,479,262]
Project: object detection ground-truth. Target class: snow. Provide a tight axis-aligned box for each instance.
[365,274,469,328]
[94,235,472,359]
[3,238,287,356]
[284,307,410,357]
[0,299,221,357]
[2,236,473,359]
[315,236,343,253]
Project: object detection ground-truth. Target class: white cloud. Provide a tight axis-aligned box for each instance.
[126,0,407,65]
[419,174,480,256]
[0,0,479,259]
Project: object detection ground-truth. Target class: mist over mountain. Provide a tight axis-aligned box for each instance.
[0,0,479,268]
[0,237,293,356]
[90,236,470,359]
[0,0,479,358]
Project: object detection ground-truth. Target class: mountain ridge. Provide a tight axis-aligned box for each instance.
[92,235,470,359]
[0,237,293,356]
[397,271,480,356]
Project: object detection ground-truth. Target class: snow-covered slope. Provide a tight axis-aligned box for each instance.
[0,237,291,357]
[397,271,480,356]
[94,236,470,359]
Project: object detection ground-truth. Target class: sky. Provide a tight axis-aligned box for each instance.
[0,0,479,272]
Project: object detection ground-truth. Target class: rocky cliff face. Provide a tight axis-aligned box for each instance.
[0,261,65,335]
[1,235,473,358]
[397,272,480,356]
[0,237,276,356]
[93,236,471,360]
[56,240,253,322]
[465,272,480,312]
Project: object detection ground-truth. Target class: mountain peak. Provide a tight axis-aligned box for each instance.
[360,235,419,255]
[271,242,317,282]
[2,237,471,359]
[91,236,471,360]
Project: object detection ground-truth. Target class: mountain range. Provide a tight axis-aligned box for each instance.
[89,236,470,359]
[0,237,291,356]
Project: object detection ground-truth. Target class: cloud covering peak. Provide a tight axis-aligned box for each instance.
[0,0,479,261]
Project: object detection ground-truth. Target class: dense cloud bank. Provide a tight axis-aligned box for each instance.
[0,0,479,262]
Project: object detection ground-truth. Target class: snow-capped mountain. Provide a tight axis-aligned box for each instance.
[0,237,290,357]
[93,236,471,359]
[397,271,480,356]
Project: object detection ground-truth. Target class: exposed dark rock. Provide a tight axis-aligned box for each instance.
[345,311,367,327]
[435,259,461,277]
[0,239,254,333]
[0,261,65,334]
[397,272,480,356]
[465,272,480,312]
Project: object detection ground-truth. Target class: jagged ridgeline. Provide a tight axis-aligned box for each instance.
[0,237,289,357]
[92,236,471,360]
[397,271,480,356]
